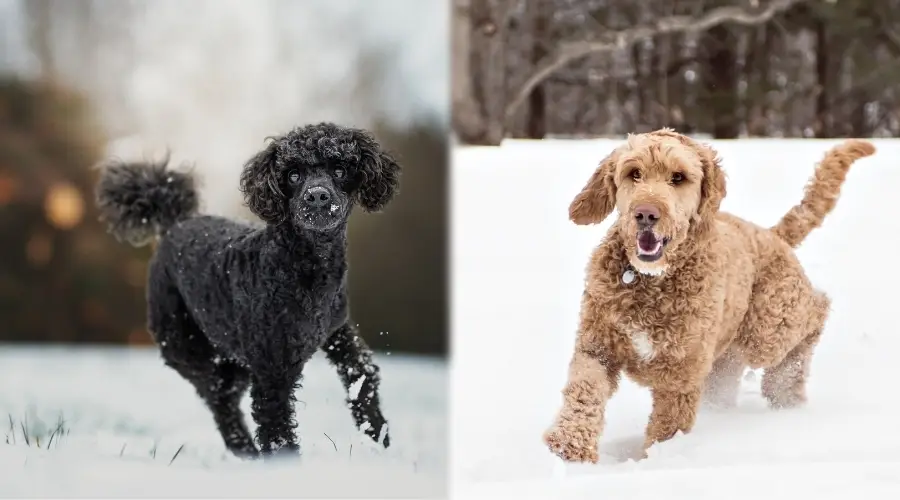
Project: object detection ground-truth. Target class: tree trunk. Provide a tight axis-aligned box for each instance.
[479,0,514,145]
[525,0,547,139]
[849,90,870,136]
[668,33,689,133]
[650,36,664,130]
[814,18,834,138]
[452,0,488,144]
[701,23,740,138]
[629,4,646,132]
[744,25,769,137]
[631,43,645,132]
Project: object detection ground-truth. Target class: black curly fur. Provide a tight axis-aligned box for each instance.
[95,156,198,246]
[96,123,398,458]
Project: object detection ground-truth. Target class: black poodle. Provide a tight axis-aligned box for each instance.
[95,122,399,458]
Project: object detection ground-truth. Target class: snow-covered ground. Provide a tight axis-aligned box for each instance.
[0,346,447,498]
[451,138,900,499]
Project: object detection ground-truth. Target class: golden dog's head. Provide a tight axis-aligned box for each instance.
[569,129,726,275]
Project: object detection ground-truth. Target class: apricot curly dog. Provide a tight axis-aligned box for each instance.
[544,129,875,463]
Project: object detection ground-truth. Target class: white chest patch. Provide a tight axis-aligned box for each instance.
[629,330,656,361]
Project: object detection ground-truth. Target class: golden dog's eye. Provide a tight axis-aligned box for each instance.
[629,169,642,181]
[671,172,685,185]
[287,170,301,185]
[333,168,345,179]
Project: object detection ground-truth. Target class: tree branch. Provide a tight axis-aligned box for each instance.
[504,0,806,124]
[546,55,701,87]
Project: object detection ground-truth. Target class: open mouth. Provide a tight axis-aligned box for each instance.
[636,230,668,262]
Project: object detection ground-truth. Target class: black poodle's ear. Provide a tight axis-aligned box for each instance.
[239,140,286,224]
[354,131,401,212]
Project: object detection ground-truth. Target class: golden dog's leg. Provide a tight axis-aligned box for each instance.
[702,347,745,409]
[643,386,702,453]
[761,329,821,409]
[544,349,619,463]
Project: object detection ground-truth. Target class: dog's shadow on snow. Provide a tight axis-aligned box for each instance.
[598,436,645,464]
[595,393,774,465]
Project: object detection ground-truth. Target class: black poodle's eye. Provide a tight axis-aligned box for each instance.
[629,169,642,181]
[333,167,345,179]
[287,169,301,185]
[671,172,685,185]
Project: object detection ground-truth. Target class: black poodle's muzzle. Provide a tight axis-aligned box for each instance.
[293,183,347,231]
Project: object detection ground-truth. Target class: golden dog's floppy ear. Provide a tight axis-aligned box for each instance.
[569,151,617,225]
[693,141,726,227]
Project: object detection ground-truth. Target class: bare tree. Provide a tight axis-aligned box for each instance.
[504,0,803,127]
[524,0,549,138]
[453,0,518,145]
[452,0,488,142]
[453,0,900,143]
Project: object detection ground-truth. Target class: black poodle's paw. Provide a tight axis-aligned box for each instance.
[378,426,391,449]
[231,445,261,461]
[360,416,390,448]
[259,441,301,461]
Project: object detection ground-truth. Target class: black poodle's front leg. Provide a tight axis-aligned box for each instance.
[322,322,390,448]
[249,372,302,457]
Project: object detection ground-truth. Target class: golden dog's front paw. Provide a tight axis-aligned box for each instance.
[543,425,599,464]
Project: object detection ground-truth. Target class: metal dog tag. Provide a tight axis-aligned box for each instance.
[622,269,636,284]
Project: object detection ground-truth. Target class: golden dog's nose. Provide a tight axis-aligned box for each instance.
[634,204,660,226]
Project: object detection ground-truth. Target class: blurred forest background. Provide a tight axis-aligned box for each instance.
[0,0,448,356]
[453,0,900,144]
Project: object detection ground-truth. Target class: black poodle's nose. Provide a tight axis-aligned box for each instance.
[304,186,332,208]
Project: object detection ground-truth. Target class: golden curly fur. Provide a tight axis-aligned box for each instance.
[544,129,876,463]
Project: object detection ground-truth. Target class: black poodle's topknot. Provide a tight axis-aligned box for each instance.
[95,156,198,246]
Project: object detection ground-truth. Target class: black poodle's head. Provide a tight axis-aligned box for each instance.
[239,123,401,232]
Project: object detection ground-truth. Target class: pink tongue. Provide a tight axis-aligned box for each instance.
[638,231,659,252]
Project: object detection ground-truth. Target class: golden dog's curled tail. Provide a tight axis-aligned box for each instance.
[772,139,876,248]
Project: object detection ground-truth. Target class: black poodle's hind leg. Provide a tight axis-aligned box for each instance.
[156,331,258,459]
[198,360,258,458]
[322,322,390,448]
[147,269,258,458]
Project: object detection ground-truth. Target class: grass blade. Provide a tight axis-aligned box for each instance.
[168,444,185,465]
[323,433,337,452]
[8,415,14,445]
[46,427,58,449]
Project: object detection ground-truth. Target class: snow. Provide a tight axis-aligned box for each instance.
[451,138,900,499]
[349,375,367,401]
[0,346,446,498]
